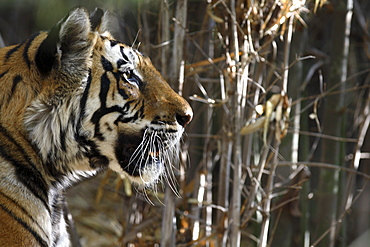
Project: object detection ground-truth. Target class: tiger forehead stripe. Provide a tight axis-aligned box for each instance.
[103,40,138,72]
[119,46,129,62]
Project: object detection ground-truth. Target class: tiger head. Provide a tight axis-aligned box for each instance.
[21,8,192,186]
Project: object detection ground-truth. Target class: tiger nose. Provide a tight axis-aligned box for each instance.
[176,109,193,127]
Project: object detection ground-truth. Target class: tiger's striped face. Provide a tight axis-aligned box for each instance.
[18,8,192,186]
[82,37,193,185]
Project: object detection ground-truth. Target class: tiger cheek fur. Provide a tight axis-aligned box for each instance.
[0,7,192,247]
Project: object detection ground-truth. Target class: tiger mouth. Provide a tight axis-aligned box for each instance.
[121,144,161,164]
[115,132,165,178]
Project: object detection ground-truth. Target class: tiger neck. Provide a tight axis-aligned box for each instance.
[24,92,97,182]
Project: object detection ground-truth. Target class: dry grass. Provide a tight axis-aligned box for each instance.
[67,0,369,246]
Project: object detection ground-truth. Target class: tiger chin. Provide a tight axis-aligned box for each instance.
[0,7,192,247]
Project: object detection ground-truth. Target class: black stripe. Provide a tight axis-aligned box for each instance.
[11,75,22,95]
[120,46,129,61]
[5,43,23,61]
[23,32,40,69]
[0,191,47,238]
[0,124,50,212]
[59,109,78,153]
[110,40,119,47]
[89,73,111,139]
[0,204,48,247]
[92,100,134,127]
[90,73,142,139]
[123,100,135,111]
[60,127,67,152]
[114,115,134,124]
[87,141,110,169]
[75,72,91,147]
[99,72,111,108]
[116,74,129,100]
[132,99,143,112]
[79,71,92,119]
[0,144,49,211]
[137,102,145,118]
[91,73,121,139]
[113,100,141,126]
[0,70,8,79]
[114,108,141,125]
[116,59,127,68]
[59,104,76,153]
[45,158,68,180]
[101,55,113,72]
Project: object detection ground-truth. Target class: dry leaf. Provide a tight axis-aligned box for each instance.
[240,117,266,135]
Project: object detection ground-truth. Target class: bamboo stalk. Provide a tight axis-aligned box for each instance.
[229,0,242,245]
[169,0,188,90]
[160,188,176,246]
[282,16,294,94]
[314,1,353,246]
[205,103,214,243]
[242,131,274,226]
[160,0,170,78]
[343,97,370,209]
[259,141,280,247]
[217,140,232,246]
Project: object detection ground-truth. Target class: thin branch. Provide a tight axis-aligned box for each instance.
[288,130,358,143]
[277,162,370,180]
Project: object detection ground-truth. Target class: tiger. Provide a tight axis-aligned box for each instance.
[0,7,192,247]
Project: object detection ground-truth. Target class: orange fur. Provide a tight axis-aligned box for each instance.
[0,7,192,247]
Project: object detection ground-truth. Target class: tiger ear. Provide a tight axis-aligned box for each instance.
[90,8,109,33]
[36,7,95,78]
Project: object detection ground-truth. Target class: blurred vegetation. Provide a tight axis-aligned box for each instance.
[1,0,369,246]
